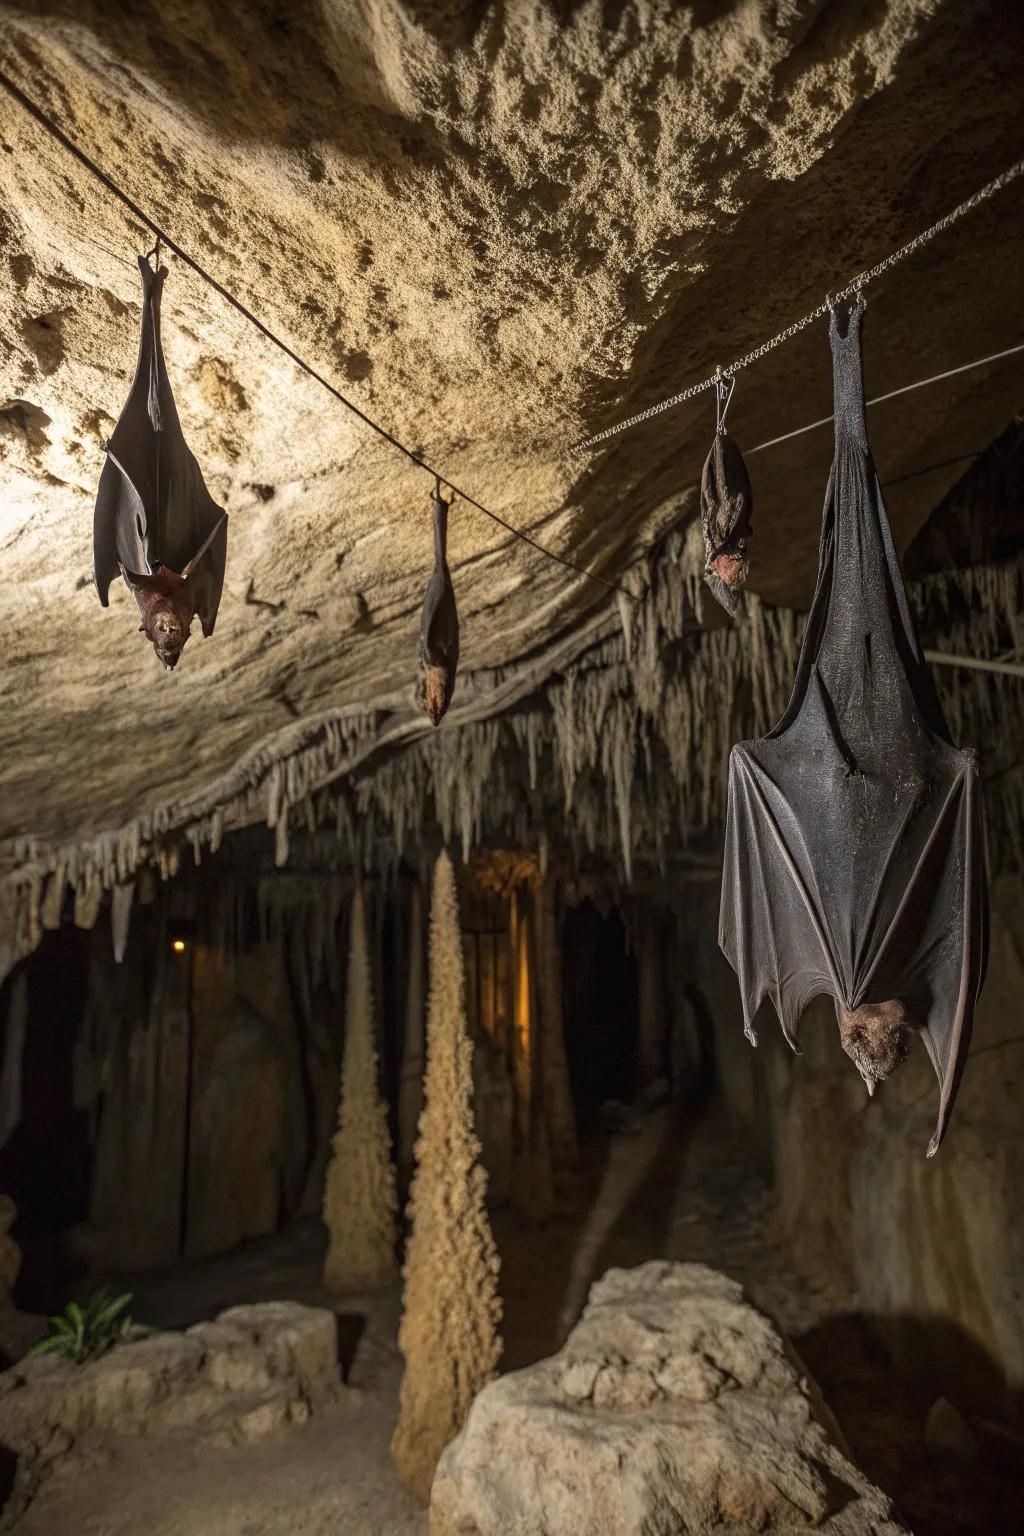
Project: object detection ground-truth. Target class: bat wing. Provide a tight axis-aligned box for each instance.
[420,567,459,672]
[719,741,842,1048]
[858,758,987,1155]
[94,255,227,635]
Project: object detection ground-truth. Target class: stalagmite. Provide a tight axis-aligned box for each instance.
[397,874,427,1184]
[322,881,398,1290]
[509,884,555,1221]
[535,871,577,1177]
[391,851,502,1503]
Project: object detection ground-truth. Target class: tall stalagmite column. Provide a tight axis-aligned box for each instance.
[535,871,577,1177]
[391,850,502,1503]
[397,873,426,1187]
[323,881,398,1290]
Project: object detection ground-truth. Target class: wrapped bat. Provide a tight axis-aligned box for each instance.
[420,481,459,726]
[94,250,228,669]
[700,372,753,614]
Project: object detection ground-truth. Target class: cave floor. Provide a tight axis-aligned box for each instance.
[12,1102,1019,1535]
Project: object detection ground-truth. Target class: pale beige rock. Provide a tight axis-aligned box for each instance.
[0,1,1021,880]
[431,1261,911,1536]
[392,851,502,1503]
[0,1300,341,1529]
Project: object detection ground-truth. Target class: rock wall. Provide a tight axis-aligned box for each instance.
[690,872,1024,1417]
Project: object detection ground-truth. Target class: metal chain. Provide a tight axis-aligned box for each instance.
[574,158,1024,453]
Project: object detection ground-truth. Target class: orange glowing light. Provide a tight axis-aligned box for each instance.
[172,938,186,954]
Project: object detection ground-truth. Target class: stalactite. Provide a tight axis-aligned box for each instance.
[110,881,134,964]
[3,537,1022,978]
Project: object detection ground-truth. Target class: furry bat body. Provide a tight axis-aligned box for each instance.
[94,254,228,669]
[718,300,987,1156]
[420,486,459,725]
[700,407,753,615]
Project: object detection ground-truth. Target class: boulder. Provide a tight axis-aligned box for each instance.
[0,1300,340,1529]
[431,1262,910,1536]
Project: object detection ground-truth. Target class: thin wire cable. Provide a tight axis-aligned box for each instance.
[880,450,982,489]
[743,342,1024,458]
[574,158,1024,453]
[0,67,625,596]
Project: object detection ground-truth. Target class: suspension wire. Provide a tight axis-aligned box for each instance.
[742,342,1024,459]
[2,68,1021,606]
[0,67,625,596]
[574,158,1024,453]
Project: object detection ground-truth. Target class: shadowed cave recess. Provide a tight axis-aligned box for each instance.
[1,3,1023,1534]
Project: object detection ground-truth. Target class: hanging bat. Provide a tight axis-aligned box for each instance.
[718,299,987,1157]
[94,252,228,670]
[700,428,753,614]
[420,482,459,726]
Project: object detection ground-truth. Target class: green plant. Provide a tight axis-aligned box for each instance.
[26,1288,133,1365]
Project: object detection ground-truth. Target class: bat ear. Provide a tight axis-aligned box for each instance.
[139,624,146,632]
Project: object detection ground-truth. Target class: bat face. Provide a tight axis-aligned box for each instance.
[120,564,194,669]
[422,663,453,727]
[839,999,915,1095]
[710,548,749,591]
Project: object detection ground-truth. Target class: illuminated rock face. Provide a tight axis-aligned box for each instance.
[431,1261,911,1536]
[0,1,1022,865]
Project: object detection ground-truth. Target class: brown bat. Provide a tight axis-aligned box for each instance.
[94,252,228,669]
[700,427,753,615]
[420,482,459,725]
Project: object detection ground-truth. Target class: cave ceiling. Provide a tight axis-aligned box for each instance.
[0,0,1022,864]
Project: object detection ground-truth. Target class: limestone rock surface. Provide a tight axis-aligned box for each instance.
[0,1299,341,1528]
[430,1260,910,1536]
[0,0,1022,868]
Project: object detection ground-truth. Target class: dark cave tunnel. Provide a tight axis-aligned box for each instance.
[0,840,1021,1535]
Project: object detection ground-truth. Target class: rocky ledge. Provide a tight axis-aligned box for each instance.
[0,1300,341,1528]
[432,1261,911,1535]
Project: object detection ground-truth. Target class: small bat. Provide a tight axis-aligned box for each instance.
[94,253,228,670]
[420,483,459,726]
[718,299,987,1156]
[700,428,753,614]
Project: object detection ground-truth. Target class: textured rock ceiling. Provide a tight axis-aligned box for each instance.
[1,0,1022,860]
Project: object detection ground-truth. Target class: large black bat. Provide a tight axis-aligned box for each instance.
[94,253,228,669]
[420,483,459,725]
[719,299,987,1156]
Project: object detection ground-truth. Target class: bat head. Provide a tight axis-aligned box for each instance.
[422,663,454,727]
[839,999,915,1096]
[120,563,194,669]
[709,547,749,592]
